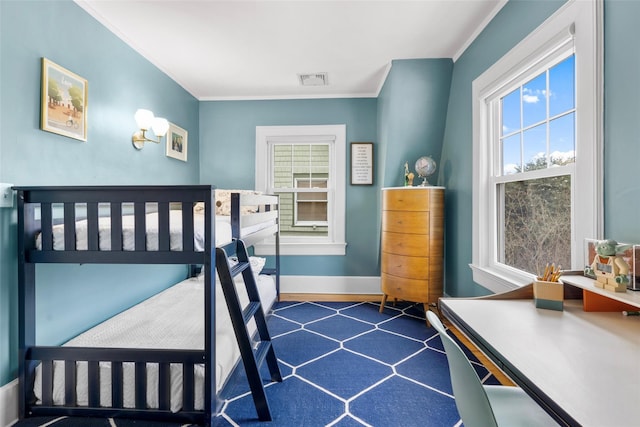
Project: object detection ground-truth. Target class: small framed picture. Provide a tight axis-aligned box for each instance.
[166,122,188,162]
[350,142,374,185]
[41,58,88,141]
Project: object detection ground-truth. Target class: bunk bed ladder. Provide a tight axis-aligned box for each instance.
[215,239,282,421]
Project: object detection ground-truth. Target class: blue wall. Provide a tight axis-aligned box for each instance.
[440,0,640,297]
[0,0,199,385]
[439,0,567,298]
[199,98,380,276]
[378,59,452,189]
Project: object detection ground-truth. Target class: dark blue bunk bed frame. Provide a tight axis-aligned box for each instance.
[15,185,280,426]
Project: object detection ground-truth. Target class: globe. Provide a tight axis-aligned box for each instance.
[415,156,436,186]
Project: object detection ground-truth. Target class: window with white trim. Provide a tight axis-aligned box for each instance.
[471,1,602,293]
[255,125,346,256]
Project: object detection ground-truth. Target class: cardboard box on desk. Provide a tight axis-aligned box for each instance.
[533,280,564,311]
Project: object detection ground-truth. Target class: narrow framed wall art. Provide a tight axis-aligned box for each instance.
[166,122,188,162]
[351,142,374,185]
[41,58,88,141]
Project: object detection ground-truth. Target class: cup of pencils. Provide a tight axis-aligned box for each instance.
[534,263,564,311]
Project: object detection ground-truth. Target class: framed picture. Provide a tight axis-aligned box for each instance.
[350,142,374,185]
[166,122,188,162]
[41,58,87,141]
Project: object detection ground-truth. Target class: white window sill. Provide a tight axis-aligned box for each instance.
[469,263,535,294]
[254,242,347,256]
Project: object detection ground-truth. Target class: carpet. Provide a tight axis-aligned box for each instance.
[13,301,500,427]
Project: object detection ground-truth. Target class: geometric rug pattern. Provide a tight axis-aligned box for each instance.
[12,301,500,427]
[215,300,501,427]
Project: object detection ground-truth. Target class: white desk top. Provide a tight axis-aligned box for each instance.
[441,297,640,427]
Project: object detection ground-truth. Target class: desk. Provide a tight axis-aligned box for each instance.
[440,286,640,427]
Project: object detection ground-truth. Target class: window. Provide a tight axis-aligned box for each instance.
[255,125,346,256]
[471,1,602,293]
[294,177,328,226]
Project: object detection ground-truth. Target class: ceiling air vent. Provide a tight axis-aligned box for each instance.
[298,72,328,86]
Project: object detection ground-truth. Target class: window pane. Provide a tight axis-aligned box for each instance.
[502,88,521,136]
[502,134,521,175]
[298,201,328,221]
[522,72,547,128]
[523,123,547,170]
[549,55,575,117]
[298,192,327,201]
[311,145,330,174]
[273,145,293,188]
[549,112,575,165]
[500,175,571,275]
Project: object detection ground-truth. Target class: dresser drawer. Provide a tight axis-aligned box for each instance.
[383,188,432,211]
[381,231,431,256]
[381,273,430,302]
[382,210,429,234]
[381,252,429,279]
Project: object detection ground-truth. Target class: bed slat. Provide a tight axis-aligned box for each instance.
[63,203,76,251]
[158,202,170,251]
[112,362,123,408]
[41,360,53,406]
[183,362,195,412]
[158,362,171,410]
[41,203,53,251]
[64,360,76,406]
[110,203,123,251]
[182,203,194,252]
[135,362,146,409]
[134,202,146,251]
[87,203,99,251]
[87,361,100,407]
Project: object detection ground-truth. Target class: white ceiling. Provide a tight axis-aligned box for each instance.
[76,0,506,101]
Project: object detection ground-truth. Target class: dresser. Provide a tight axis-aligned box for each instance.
[379,187,444,320]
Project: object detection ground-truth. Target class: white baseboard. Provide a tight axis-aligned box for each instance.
[0,379,18,427]
[280,275,381,295]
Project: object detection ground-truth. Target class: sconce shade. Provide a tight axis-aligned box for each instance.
[152,117,170,137]
[134,109,155,131]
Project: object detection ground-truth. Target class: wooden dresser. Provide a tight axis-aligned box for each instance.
[379,186,444,319]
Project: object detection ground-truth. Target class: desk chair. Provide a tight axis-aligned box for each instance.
[426,311,558,426]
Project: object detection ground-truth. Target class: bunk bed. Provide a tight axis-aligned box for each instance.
[15,185,280,426]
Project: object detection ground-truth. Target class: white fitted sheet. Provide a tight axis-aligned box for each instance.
[34,212,275,251]
[35,211,233,251]
[33,259,277,412]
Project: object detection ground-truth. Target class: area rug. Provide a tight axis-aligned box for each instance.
[214,300,500,426]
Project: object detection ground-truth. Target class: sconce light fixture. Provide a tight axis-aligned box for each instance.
[132,109,170,150]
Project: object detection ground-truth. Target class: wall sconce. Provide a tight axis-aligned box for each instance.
[132,109,170,150]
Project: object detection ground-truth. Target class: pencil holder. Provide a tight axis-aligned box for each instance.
[533,280,564,311]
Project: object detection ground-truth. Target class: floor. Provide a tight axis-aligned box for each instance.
[13,300,501,427]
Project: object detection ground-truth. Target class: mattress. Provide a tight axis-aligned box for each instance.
[32,257,277,412]
[35,211,276,251]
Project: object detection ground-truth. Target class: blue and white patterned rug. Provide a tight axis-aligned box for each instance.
[14,301,500,427]
[215,301,500,426]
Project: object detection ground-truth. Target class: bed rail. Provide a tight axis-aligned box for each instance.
[230,192,280,295]
[15,185,215,265]
[27,346,207,423]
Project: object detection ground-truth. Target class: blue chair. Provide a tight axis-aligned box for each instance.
[426,311,558,426]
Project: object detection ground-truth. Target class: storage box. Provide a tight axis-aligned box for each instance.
[533,280,564,311]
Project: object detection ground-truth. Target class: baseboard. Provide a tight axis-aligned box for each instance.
[0,379,18,427]
[280,275,382,296]
[280,293,383,302]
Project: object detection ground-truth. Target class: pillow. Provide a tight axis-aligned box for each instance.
[214,189,261,216]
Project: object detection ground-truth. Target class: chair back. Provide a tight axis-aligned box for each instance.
[427,311,498,427]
